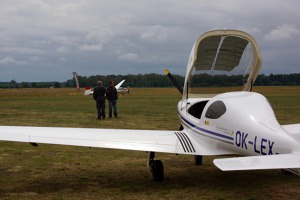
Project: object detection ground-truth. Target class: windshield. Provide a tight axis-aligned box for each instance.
[188,35,255,97]
[205,100,226,119]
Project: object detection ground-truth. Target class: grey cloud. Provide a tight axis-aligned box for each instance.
[140,25,168,41]
[56,47,69,53]
[0,0,299,82]
[78,44,103,52]
[0,57,16,64]
[118,53,138,61]
[264,24,300,41]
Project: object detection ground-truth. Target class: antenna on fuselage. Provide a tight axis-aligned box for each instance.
[164,69,183,95]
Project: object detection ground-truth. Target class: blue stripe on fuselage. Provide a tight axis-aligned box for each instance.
[180,115,233,142]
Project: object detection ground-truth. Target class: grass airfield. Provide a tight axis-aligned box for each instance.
[0,86,299,199]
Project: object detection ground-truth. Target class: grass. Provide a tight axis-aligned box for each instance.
[0,86,299,199]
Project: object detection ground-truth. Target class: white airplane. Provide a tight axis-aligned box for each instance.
[84,79,129,95]
[0,30,299,182]
[115,80,130,94]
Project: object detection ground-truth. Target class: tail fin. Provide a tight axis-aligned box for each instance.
[73,72,80,91]
[115,80,126,89]
[84,87,93,95]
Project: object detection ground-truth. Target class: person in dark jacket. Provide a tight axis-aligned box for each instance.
[106,81,118,118]
[93,81,106,120]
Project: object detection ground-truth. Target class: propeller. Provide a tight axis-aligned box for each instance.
[164,69,183,95]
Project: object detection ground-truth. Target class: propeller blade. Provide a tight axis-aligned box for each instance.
[164,69,183,94]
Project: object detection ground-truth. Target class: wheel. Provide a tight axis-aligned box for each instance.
[194,155,203,165]
[151,160,164,181]
[179,125,183,131]
[281,169,293,175]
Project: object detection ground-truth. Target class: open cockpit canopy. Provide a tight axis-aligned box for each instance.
[183,30,262,101]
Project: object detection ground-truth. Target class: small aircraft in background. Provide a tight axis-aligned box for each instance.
[115,80,130,95]
[0,30,299,181]
[84,79,129,95]
[72,72,129,95]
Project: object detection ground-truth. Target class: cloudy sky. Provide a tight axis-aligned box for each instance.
[0,0,299,82]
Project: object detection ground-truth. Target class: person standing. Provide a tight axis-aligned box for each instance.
[106,81,118,118]
[93,81,106,120]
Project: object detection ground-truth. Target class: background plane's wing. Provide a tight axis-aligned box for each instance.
[213,154,300,171]
[0,126,232,155]
[115,80,125,89]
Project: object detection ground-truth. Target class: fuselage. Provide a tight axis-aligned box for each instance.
[117,87,129,94]
[178,91,300,157]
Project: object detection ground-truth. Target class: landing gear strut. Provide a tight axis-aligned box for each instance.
[147,152,164,181]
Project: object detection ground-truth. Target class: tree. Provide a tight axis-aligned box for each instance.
[31,82,37,88]
[21,82,30,88]
[54,82,61,88]
[10,79,17,88]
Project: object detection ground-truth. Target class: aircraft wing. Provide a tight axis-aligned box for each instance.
[115,80,125,89]
[282,124,300,134]
[213,154,300,171]
[0,126,231,155]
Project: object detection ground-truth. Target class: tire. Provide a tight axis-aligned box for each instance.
[179,125,183,131]
[151,160,164,181]
[194,155,203,165]
[281,169,293,175]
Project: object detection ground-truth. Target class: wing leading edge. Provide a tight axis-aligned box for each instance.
[0,126,232,155]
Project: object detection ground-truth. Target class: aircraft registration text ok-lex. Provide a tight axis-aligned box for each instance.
[0,30,299,181]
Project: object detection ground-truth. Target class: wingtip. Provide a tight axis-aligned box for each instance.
[213,159,225,171]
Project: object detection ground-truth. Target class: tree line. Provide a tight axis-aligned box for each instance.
[0,80,63,89]
[0,73,299,88]
[70,73,300,88]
